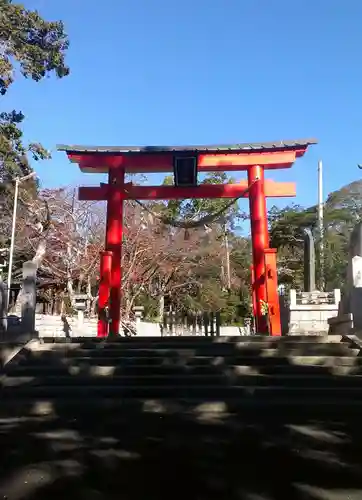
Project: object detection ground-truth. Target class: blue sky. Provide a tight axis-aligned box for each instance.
[3,0,362,212]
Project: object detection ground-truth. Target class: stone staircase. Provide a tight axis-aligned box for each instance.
[1,335,362,499]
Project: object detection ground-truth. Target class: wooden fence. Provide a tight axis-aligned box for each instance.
[160,311,221,336]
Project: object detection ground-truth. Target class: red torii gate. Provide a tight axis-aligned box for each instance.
[58,139,316,337]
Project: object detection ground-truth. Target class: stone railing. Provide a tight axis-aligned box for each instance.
[294,290,339,305]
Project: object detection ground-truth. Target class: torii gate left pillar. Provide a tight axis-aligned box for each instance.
[100,167,125,336]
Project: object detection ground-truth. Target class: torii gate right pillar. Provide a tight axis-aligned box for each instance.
[248,165,270,334]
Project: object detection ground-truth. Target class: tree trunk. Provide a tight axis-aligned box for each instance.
[91,296,98,317]
[67,278,75,308]
[32,237,47,268]
[86,277,93,315]
[158,294,165,322]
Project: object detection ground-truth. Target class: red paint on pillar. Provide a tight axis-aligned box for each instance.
[264,248,282,336]
[250,264,257,318]
[248,165,269,334]
[106,168,124,336]
[97,251,113,337]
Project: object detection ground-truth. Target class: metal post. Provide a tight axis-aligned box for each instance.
[7,178,19,303]
[303,227,316,292]
[7,172,37,304]
[318,160,324,291]
[224,225,231,290]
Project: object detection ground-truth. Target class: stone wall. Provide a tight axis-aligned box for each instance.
[35,314,98,337]
[35,314,249,338]
[288,289,340,335]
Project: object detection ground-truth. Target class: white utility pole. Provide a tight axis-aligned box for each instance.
[224,229,231,290]
[7,172,37,303]
[221,221,231,290]
[317,160,324,291]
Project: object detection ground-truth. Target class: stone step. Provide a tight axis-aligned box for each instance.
[32,342,354,356]
[0,414,346,439]
[0,411,361,444]
[24,344,359,358]
[6,373,362,388]
[17,354,362,368]
[7,361,362,377]
[3,396,362,417]
[4,384,362,399]
[2,410,360,433]
[38,334,343,346]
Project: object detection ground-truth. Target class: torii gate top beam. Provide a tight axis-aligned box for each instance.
[57,138,317,174]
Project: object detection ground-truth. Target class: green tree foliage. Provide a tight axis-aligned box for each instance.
[160,171,245,227]
[139,172,252,324]
[0,110,50,181]
[0,0,69,93]
[0,1,70,285]
[270,180,362,292]
[0,0,69,181]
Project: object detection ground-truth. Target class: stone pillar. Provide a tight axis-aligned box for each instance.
[73,294,88,332]
[346,223,362,332]
[133,306,144,334]
[21,261,37,337]
[303,228,316,292]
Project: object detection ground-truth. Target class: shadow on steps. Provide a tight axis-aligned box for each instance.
[0,336,362,500]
